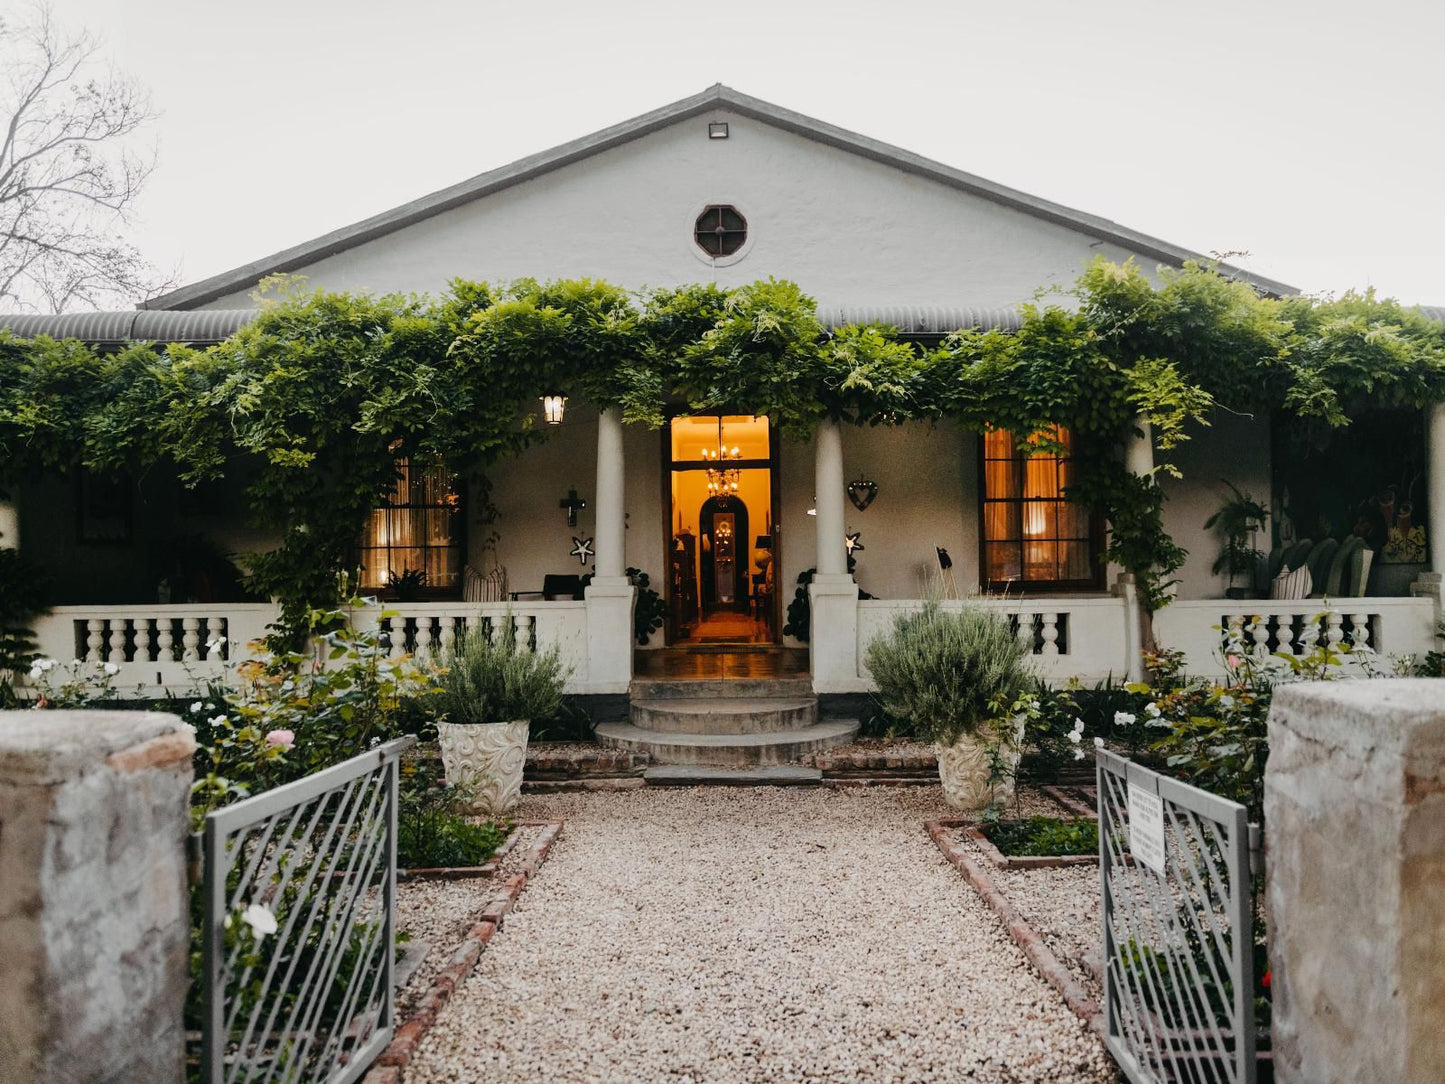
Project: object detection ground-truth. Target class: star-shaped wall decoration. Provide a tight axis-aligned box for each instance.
[570,536,595,565]
[845,531,864,555]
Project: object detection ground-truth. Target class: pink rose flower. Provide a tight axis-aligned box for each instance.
[1226,654,1241,669]
[264,729,296,751]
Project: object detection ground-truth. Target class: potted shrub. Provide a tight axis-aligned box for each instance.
[1204,482,1269,599]
[432,628,569,814]
[865,600,1034,812]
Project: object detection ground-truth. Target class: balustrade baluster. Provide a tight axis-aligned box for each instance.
[388,619,406,659]
[181,617,200,662]
[1324,611,1344,650]
[1349,613,1372,651]
[1016,613,1036,653]
[1247,615,1272,657]
[84,619,103,663]
[106,619,127,665]
[514,613,534,651]
[439,616,457,655]
[157,619,174,662]
[417,616,436,658]
[1039,613,1060,656]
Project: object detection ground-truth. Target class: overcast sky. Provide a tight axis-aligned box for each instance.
[41,0,1445,305]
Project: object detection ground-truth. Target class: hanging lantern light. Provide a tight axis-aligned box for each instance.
[540,394,567,425]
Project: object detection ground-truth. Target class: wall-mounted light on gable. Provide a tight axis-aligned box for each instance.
[708,122,729,140]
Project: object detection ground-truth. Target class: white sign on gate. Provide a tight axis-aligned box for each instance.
[1127,781,1166,875]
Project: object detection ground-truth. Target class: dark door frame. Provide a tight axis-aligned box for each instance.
[660,412,782,644]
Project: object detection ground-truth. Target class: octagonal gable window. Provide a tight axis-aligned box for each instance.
[694,205,747,258]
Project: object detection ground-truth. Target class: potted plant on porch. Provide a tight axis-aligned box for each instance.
[432,628,570,814]
[1205,482,1269,599]
[865,600,1034,812]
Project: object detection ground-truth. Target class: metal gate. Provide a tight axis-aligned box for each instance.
[1096,749,1257,1084]
[201,737,414,1084]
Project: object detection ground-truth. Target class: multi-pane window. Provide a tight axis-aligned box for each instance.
[357,459,463,594]
[982,426,1098,589]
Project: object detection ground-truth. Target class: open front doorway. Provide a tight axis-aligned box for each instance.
[665,415,780,645]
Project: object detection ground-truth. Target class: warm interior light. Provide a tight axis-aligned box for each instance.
[540,395,567,425]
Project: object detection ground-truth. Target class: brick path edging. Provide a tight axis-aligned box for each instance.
[364,819,564,1083]
[925,819,1103,1033]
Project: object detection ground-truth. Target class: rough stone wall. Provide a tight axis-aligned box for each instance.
[0,711,195,1084]
[1266,680,1445,1084]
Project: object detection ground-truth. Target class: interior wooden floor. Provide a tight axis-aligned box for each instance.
[683,609,771,644]
[633,644,810,681]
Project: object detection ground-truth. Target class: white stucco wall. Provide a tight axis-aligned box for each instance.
[199,108,1152,313]
[1159,410,1273,600]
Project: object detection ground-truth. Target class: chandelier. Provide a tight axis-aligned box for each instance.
[702,419,742,501]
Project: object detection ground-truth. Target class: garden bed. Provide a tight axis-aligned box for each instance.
[959,815,1100,870]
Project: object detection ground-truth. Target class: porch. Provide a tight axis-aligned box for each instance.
[16,403,1445,698]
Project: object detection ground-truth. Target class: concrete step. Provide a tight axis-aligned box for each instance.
[595,719,860,767]
[628,677,815,701]
[630,697,817,735]
[644,766,822,787]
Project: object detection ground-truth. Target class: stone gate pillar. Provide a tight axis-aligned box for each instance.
[0,711,195,1083]
[1266,681,1445,1083]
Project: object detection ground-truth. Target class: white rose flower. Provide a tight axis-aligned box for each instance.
[1113,711,1137,726]
[1094,736,1105,749]
[1146,703,1162,718]
[38,658,58,671]
[208,714,228,727]
[103,662,120,676]
[191,701,203,713]
[240,902,278,939]
[28,664,43,680]
[1073,748,1086,761]
[1069,730,1081,744]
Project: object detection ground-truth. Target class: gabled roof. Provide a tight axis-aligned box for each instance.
[143,84,1296,310]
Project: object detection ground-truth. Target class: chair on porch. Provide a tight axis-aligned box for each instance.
[509,574,585,601]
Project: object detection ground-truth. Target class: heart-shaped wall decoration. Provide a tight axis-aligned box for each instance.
[847,479,877,511]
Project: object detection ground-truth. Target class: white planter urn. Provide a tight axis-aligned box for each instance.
[436,719,529,815]
[935,715,1027,813]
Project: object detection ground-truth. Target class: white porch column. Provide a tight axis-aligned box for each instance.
[1125,417,1154,480]
[1411,403,1445,617]
[813,419,847,577]
[808,419,860,692]
[1115,417,1154,681]
[584,407,634,693]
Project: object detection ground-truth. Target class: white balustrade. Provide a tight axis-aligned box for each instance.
[28,604,275,698]
[352,601,589,692]
[1153,597,1438,677]
[855,596,1132,688]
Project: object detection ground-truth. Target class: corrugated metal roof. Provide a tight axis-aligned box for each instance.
[0,309,256,345]
[820,306,1022,334]
[3,301,1436,350]
[140,84,1299,311]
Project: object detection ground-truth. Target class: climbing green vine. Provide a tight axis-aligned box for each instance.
[2,258,1443,636]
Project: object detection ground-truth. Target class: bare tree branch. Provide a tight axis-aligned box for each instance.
[0,3,172,312]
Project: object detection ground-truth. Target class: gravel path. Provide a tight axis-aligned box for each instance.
[950,829,1104,997]
[405,786,1114,1083]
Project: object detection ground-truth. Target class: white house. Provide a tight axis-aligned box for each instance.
[4,85,1440,760]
